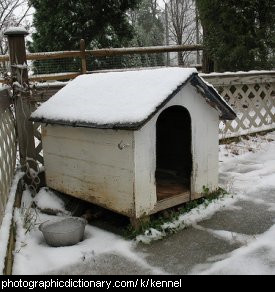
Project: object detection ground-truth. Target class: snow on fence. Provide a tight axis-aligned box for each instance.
[0,88,17,226]
[203,71,275,139]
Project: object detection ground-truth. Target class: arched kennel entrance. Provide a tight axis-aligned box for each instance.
[156,106,192,201]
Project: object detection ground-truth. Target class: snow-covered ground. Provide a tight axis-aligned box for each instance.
[13,190,164,275]
[192,131,275,275]
[9,131,275,275]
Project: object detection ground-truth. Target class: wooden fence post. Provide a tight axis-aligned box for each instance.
[80,39,87,74]
[4,28,36,171]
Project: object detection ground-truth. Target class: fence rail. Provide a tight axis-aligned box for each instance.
[0,44,203,62]
[0,44,203,83]
[0,88,17,226]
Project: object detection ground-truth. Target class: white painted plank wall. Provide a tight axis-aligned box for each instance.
[42,126,136,216]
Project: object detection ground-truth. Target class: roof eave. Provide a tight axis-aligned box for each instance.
[190,75,237,120]
[30,117,141,130]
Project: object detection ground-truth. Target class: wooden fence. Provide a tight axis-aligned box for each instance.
[0,42,203,83]
[0,88,17,226]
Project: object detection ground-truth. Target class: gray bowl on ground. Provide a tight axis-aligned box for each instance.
[39,217,87,247]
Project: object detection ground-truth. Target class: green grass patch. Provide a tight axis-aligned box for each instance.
[124,187,229,240]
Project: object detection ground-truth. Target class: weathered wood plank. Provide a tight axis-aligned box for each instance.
[1,44,203,63]
[26,51,81,60]
[29,72,81,82]
[3,179,23,275]
[42,125,135,216]
[88,44,203,57]
[43,127,134,173]
[5,30,37,167]
[0,109,17,229]
[150,192,191,214]
[30,84,65,102]
[202,72,275,86]
[0,88,11,113]
[0,55,9,62]
[80,39,87,74]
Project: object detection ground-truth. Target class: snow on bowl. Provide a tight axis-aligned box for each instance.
[39,217,87,247]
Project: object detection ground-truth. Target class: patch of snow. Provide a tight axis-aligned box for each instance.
[136,195,238,244]
[200,70,275,77]
[12,64,28,70]
[219,132,275,198]
[0,84,9,91]
[4,27,28,35]
[31,81,68,89]
[188,131,275,275]
[0,172,24,275]
[194,224,256,246]
[31,68,197,125]
[34,188,67,214]
[31,72,78,79]
[21,189,33,210]
[12,211,165,275]
[219,133,275,162]
[191,224,275,275]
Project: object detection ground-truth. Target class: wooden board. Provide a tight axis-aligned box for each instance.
[157,183,189,201]
[0,89,10,113]
[151,192,190,215]
[43,125,136,217]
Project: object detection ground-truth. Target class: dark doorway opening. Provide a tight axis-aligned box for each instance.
[156,106,192,201]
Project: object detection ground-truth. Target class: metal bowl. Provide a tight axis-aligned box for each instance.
[39,217,87,247]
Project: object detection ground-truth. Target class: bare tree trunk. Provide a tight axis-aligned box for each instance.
[195,2,200,64]
[178,51,184,66]
[166,0,197,67]
[165,3,170,66]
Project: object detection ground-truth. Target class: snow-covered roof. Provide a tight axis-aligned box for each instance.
[31,67,236,130]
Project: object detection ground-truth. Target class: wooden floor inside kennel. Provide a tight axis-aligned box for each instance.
[150,175,191,214]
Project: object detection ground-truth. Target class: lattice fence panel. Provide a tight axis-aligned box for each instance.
[0,108,17,226]
[203,73,275,138]
[33,122,44,165]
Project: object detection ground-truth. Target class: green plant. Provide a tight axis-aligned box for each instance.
[125,187,229,240]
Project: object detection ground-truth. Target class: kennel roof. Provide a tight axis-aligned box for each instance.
[31,67,236,130]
